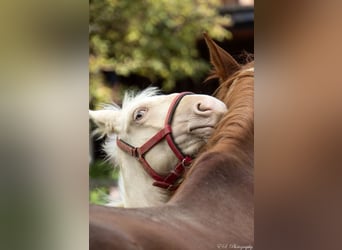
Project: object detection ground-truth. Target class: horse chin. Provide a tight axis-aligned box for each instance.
[178,135,210,157]
[190,126,215,140]
[189,126,214,133]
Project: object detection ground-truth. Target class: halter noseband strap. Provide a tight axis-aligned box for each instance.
[116,92,193,191]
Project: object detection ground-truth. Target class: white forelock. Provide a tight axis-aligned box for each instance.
[122,87,161,111]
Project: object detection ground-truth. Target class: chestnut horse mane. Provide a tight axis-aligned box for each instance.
[205,61,254,165]
[186,33,254,171]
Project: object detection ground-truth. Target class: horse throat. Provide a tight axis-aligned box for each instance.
[119,154,175,208]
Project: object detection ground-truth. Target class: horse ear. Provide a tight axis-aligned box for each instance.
[89,110,121,134]
[203,32,241,81]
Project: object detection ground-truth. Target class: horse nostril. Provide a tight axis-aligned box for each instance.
[195,102,212,114]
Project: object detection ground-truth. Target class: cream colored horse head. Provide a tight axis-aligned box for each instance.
[89,87,227,207]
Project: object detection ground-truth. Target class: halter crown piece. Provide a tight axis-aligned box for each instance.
[116,92,193,191]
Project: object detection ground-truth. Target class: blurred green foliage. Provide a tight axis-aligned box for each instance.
[90,187,110,205]
[89,160,120,205]
[89,160,115,178]
[89,0,231,107]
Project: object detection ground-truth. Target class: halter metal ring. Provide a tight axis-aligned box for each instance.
[181,157,192,168]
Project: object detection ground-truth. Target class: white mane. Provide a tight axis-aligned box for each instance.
[122,87,161,111]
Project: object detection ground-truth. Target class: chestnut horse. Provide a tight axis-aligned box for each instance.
[90,34,254,250]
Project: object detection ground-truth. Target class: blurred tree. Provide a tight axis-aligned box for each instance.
[89,0,231,107]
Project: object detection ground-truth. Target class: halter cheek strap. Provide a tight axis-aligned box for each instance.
[116,92,193,191]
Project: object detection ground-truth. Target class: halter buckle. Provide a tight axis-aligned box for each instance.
[131,148,139,158]
[181,157,192,168]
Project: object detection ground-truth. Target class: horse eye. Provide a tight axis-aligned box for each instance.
[133,108,147,121]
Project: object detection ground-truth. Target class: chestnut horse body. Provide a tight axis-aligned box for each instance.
[90,34,254,249]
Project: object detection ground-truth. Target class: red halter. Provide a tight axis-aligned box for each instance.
[116,92,193,191]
